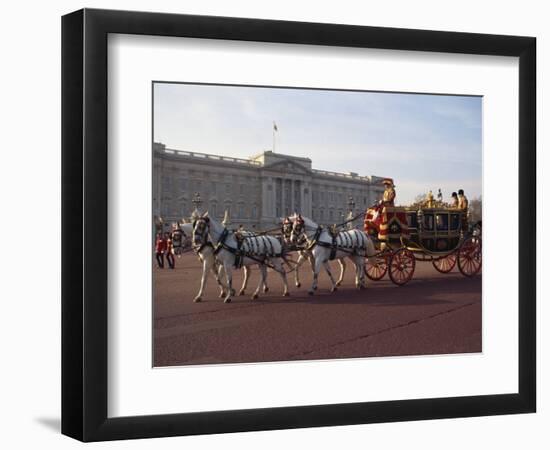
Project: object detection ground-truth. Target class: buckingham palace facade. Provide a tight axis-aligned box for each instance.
[153,142,387,230]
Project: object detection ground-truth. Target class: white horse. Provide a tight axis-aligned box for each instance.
[192,212,289,303]
[282,216,348,288]
[289,215,375,295]
[176,222,252,302]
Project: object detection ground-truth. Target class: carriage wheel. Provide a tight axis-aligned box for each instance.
[365,256,388,281]
[458,236,482,277]
[432,253,457,273]
[389,248,416,286]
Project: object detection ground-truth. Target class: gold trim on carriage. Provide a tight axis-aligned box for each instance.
[363,200,481,286]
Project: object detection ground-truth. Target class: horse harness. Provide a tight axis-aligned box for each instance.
[306,226,367,260]
[211,228,283,269]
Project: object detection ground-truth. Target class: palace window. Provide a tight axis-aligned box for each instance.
[162,176,171,191]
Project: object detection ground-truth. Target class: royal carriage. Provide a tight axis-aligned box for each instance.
[363,204,482,286]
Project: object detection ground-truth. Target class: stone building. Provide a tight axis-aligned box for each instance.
[153,142,387,230]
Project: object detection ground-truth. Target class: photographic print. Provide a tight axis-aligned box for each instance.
[152,82,482,367]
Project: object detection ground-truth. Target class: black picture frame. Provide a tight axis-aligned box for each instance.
[62,8,536,442]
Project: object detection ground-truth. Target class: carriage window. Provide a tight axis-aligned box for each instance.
[424,214,434,230]
[436,214,449,230]
[450,214,460,230]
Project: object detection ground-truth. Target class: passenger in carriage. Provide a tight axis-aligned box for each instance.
[457,189,469,210]
[450,192,459,208]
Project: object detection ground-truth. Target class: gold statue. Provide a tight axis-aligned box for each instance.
[425,190,435,208]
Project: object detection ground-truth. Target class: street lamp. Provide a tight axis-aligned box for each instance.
[346,196,356,229]
[192,192,203,211]
[347,195,355,213]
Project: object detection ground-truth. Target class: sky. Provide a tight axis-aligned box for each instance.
[153,83,482,205]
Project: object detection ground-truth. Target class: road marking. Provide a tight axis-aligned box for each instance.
[288,300,480,358]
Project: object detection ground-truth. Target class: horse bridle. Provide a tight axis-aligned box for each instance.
[192,217,210,253]
[290,218,308,246]
[282,219,293,244]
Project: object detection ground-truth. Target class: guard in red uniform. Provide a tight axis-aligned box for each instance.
[165,232,175,269]
[155,233,166,268]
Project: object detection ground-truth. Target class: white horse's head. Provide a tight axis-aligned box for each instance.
[192,212,210,248]
[281,215,295,243]
[290,214,307,245]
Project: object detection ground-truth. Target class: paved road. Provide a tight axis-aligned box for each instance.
[154,252,481,367]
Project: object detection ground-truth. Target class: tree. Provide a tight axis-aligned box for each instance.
[469,196,482,223]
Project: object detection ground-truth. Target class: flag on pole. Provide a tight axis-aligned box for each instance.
[273,121,278,132]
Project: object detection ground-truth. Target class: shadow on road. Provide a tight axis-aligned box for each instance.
[251,275,481,307]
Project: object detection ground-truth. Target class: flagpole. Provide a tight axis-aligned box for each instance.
[272,122,275,152]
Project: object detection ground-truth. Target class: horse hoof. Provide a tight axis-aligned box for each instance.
[313,286,318,291]
[224,298,232,304]
[336,281,342,287]
[263,287,269,293]
[251,294,258,300]
[238,290,245,296]
[193,297,202,303]
[295,282,301,288]
[331,287,337,293]
[219,292,225,298]
[283,292,289,297]
[308,290,314,296]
